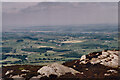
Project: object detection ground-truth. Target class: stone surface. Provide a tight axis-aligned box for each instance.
[12,75,25,80]
[80,55,86,60]
[30,75,42,80]
[5,70,13,75]
[37,63,79,77]
[79,50,119,68]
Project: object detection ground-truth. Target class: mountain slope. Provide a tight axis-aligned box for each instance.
[2,50,120,80]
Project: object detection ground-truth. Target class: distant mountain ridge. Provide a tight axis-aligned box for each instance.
[9,24,118,33]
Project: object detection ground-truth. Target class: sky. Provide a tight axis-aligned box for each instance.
[2,2,118,30]
[1,0,119,2]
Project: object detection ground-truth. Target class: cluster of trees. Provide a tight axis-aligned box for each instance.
[2,47,13,53]
[2,60,22,64]
[52,49,71,52]
[16,39,24,42]
[80,44,109,49]
[43,38,56,42]
[34,58,63,61]
[2,54,27,60]
[21,48,50,53]
[23,36,38,40]
[60,52,82,58]
[21,47,70,53]
[84,34,115,40]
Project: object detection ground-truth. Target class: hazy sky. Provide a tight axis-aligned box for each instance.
[2,2,118,30]
[2,0,119,2]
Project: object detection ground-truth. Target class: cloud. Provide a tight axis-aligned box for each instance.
[2,2,118,29]
[2,2,38,13]
[21,2,117,13]
[2,0,119,2]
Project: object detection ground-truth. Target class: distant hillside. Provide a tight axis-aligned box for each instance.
[11,24,118,33]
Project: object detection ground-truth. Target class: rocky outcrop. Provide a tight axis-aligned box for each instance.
[37,63,79,77]
[63,50,120,78]
[79,50,119,68]
[5,70,13,75]
[12,75,25,80]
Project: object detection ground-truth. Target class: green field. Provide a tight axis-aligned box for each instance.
[1,32,118,66]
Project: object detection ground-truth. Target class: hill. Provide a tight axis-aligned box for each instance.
[2,50,120,80]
